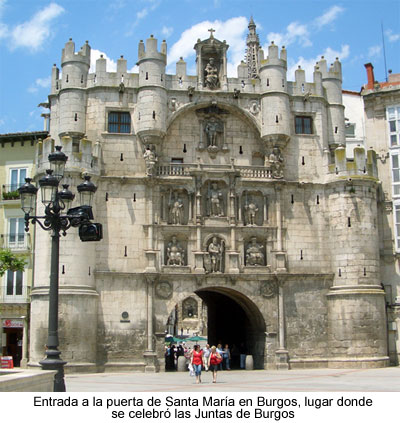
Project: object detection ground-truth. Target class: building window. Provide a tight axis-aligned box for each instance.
[395,203,400,251]
[295,116,312,134]
[10,168,27,192]
[392,154,400,198]
[8,218,26,249]
[345,123,356,138]
[108,111,131,134]
[6,270,23,296]
[388,107,400,147]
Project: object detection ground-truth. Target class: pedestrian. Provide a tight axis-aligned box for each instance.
[191,344,203,384]
[203,344,211,371]
[223,344,231,370]
[239,342,246,369]
[217,343,224,370]
[208,346,222,383]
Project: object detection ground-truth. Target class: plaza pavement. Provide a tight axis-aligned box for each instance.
[65,367,400,392]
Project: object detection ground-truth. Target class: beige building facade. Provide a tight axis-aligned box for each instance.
[28,21,393,372]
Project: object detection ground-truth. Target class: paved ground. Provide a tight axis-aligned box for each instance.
[66,367,400,392]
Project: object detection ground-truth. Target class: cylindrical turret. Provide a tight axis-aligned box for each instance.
[326,181,387,367]
[259,42,290,146]
[136,35,168,142]
[58,39,91,137]
[318,56,345,146]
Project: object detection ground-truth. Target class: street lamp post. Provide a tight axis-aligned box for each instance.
[18,146,100,392]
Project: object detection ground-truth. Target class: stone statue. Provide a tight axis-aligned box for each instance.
[208,182,224,216]
[166,236,185,266]
[207,236,224,273]
[143,145,157,176]
[169,192,184,224]
[267,146,284,179]
[244,200,259,226]
[204,58,219,89]
[246,237,265,266]
[204,118,223,148]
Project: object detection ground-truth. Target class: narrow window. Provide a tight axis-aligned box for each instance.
[145,72,148,80]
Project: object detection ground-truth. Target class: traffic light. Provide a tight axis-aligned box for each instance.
[79,223,103,242]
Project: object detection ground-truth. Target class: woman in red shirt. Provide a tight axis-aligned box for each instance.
[191,344,203,384]
[208,345,222,383]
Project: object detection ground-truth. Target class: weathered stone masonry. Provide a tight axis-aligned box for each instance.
[29,21,389,372]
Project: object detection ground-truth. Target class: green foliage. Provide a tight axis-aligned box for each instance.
[2,190,20,200]
[0,249,26,276]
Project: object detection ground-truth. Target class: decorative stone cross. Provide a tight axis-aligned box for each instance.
[208,28,215,38]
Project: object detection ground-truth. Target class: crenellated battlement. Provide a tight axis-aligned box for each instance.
[137,35,167,65]
[259,41,287,69]
[329,144,378,178]
[61,38,91,66]
[316,56,342,81]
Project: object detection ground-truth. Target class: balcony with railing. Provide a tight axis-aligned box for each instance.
[156,163,273,179]
[0,233,31,251]
[1,184,21,201]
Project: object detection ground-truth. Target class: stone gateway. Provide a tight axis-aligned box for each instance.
[28,19,389,373]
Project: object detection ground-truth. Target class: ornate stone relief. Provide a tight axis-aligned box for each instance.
[245,237,265,266]
[206,181,225,217]
[265,146,284,179]
[168,191,185,224]
[260,280,278,298]
[204,58,219,89]
[165,236,185,266]
[143,144,157,176]
[155,280,173,299]
[204,236,225,273]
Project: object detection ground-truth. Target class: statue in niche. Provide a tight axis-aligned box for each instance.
[244,198,259,226]
[166,236,185,266]
[143,145,158,176]
[206,236,224,273]
[267,146,284,179]
[183,297,198,319]
[246,237,265,266]
[204,58,219,89]
[168,191,184,224]
[204,118,223,148]
[208,182,224,217]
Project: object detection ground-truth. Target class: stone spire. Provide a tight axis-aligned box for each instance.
[245,16,260,79]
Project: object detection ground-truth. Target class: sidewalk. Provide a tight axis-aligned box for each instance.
[65,367,400,392]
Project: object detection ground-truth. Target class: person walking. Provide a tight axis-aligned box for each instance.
[203,344,211,371]
[191,344,203,384]
[216,343,224,370]
[223,344,231,370]
[208,345,222,383]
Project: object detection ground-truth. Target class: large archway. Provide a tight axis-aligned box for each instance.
[195,286,266,369]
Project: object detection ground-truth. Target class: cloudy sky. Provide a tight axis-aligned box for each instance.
[0,0,399,133]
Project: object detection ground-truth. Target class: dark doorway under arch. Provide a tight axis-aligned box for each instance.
[195,287,266,369]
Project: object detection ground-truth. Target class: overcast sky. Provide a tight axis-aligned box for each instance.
[0,0,399,134]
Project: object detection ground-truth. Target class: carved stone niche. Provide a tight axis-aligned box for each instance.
[196,105,229,155]
[164,235,187,267]
[182,297,199,319]
[194,33,229,90]
[204,235,226,274]
[161,188,190,225]
[242,191,263,226]
[244,236,266,267]
[202,180,227,219]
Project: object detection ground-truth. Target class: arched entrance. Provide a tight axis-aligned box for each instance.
[195,287,266,369]
[163,285,266,370]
